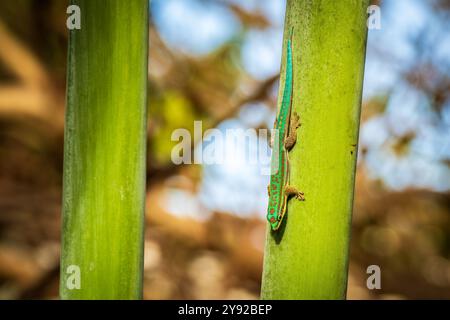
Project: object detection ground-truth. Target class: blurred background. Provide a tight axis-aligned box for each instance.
[0,0,449,299]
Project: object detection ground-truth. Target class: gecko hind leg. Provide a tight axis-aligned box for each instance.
[285,112,301,151]
[284,185,305,201]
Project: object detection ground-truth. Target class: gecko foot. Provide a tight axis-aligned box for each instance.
[285,112,301,151]
[284,135,296,150]
[292,112,301,129]
[284,185,305,201]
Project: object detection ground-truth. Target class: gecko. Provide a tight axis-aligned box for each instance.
[266,31,304,231]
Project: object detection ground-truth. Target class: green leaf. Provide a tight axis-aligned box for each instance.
[60,0,148,299]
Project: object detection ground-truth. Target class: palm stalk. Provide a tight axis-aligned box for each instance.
[60,0,148,299]
[261,0,369,299]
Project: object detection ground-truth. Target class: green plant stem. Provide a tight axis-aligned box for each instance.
[261,0,369,299]
[60,0,148,299]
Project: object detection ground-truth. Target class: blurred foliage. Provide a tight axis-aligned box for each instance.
[149,90,200,165]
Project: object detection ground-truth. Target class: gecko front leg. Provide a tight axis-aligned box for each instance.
[285,112,301,151]
[284,185,305,201]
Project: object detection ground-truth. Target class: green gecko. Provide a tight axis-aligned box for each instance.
[267,32,304,231]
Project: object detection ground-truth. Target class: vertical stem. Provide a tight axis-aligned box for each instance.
[261,0,369,299]
[60,0,148,299]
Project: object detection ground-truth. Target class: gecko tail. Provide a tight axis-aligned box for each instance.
[288,26,294,41]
